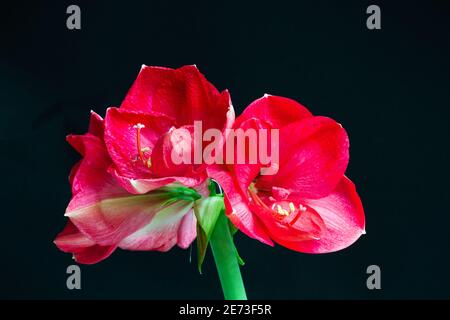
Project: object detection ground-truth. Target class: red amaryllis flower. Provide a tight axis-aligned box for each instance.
[105,65,234,194]
[209,95,365,253]
[54,65,234,264]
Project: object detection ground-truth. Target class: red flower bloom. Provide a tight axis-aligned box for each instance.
[54,65,234,264]
[105,65,234,194]
[209,95,365,253]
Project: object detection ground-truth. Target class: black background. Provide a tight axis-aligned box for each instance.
[1,0,449,299]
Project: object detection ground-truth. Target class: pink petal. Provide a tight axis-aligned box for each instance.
[108,166,176,194]
[66,191,182,246]
[282,177,365,253]
[118,202,196,251]
[54,221,116,264]
[177,211,197,249]
[108,165,206,195]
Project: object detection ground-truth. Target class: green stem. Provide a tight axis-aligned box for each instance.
[209,210,247,300]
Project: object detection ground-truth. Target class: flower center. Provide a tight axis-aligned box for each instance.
[248,183,305,225]
[133,123,152,168]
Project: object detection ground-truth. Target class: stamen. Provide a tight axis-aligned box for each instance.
[289,202,295,213]
[289,204,307,226]
[133,123,145,129]
[133,123,147,165]
[248,185,272,212]
[276,205,290,216]
[248,185,291,219]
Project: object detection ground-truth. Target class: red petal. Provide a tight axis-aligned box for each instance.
[225,117,272,194]
[54,221,116,264]
[66,134,123,198]
[257,116,349,199]
[207,166,273,246]
[151,125,197,178]
[282,177,365,253]
[88,111,104,138]
[234,94,312,129]
[248,199,326,243]
[104,107,174,179]
[67,111,104,156]
[68,160,81,193]
[108,165,206,194]
[120,65,234,131]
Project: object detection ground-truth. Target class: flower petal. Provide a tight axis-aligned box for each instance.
[104,107,174,179]
[207,166,273,246]
[151,125,197,178]
[257,116,349,199]
[54,221,116,264]
[107,166,176,194]
[120,65,234,131]
[88,111,105,138]
[108,165,206,195]
[118,201,196,251]
[177,210,197,249]
[247,194,327,242]
[234,94,312,129]
[225,117,272,193]
[281,177,365,253]
[66,191,184,246]
[66,133,124,198]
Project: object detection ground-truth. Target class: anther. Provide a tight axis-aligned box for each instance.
[276,205,290,216]
[289,202,295,213]
[133,123,145,129]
